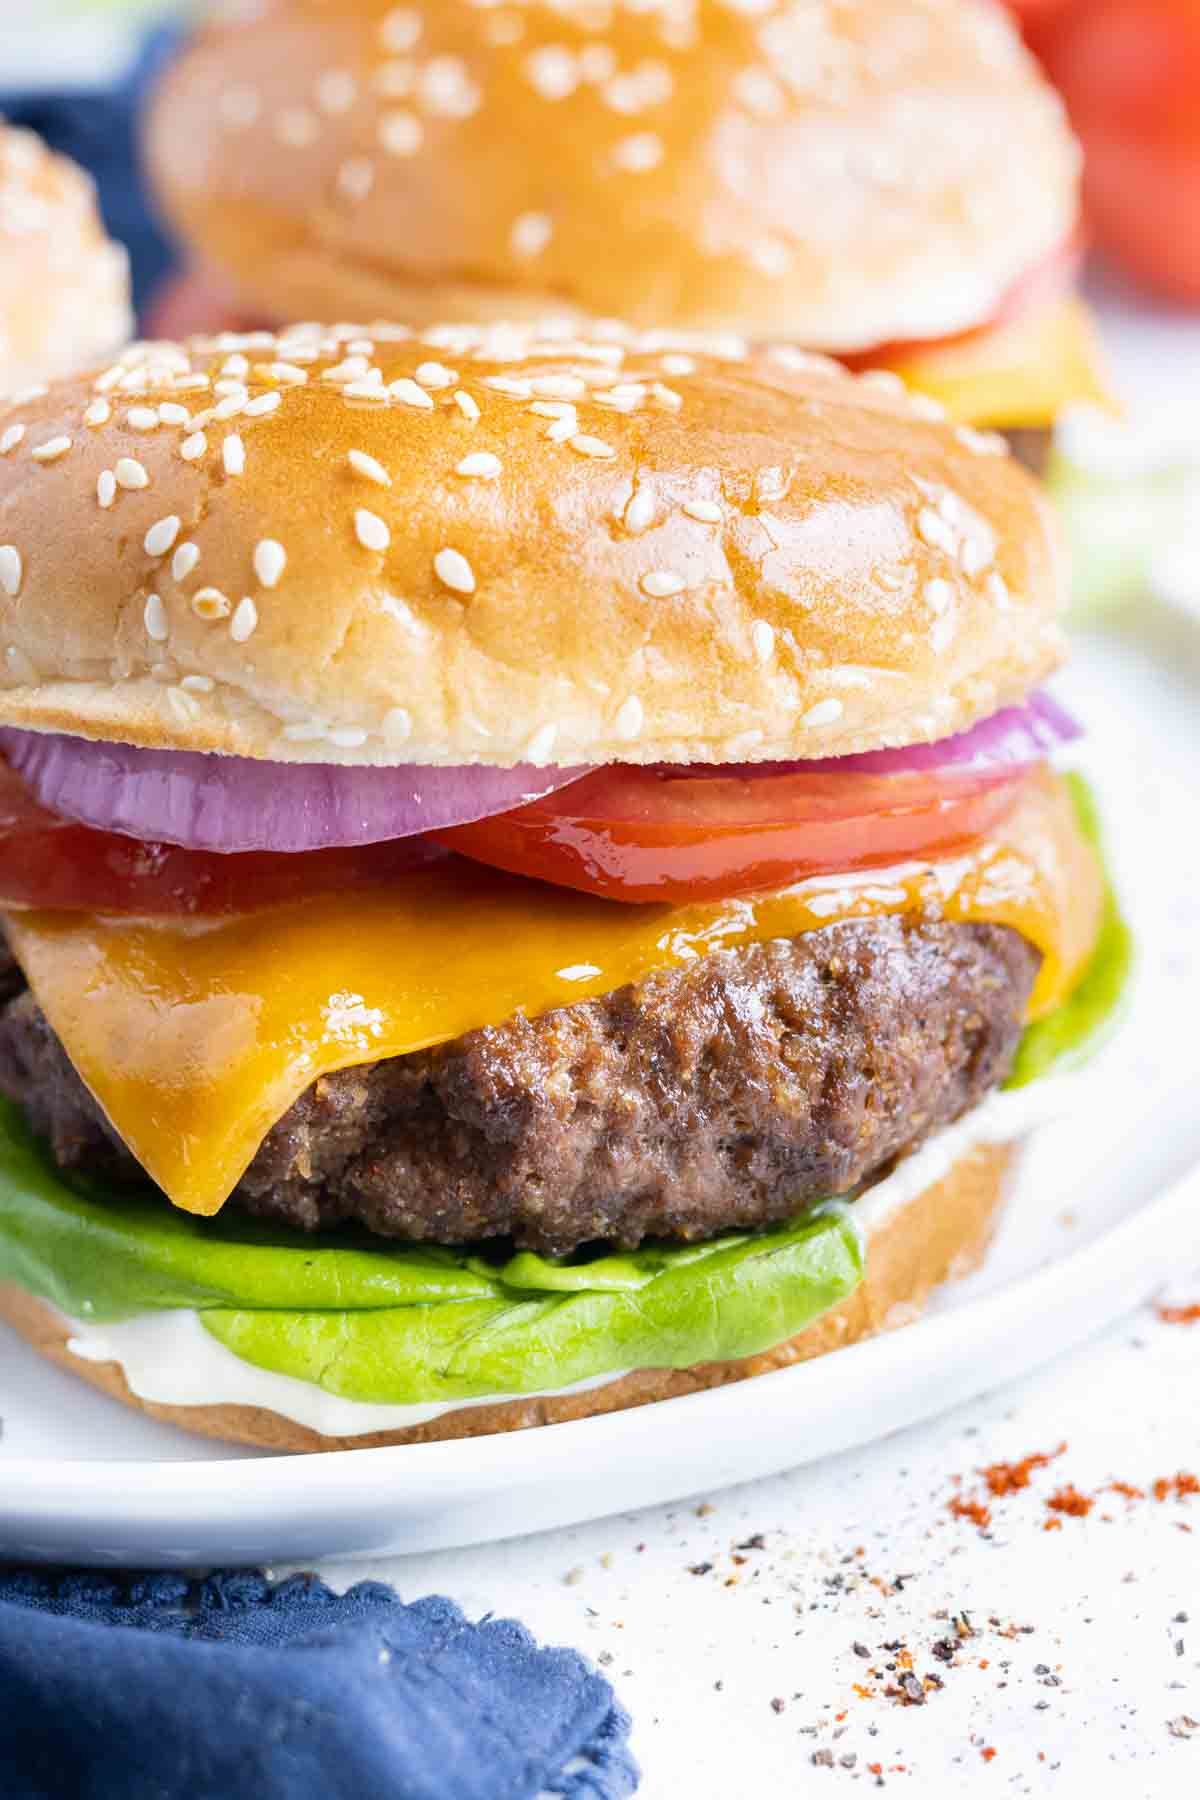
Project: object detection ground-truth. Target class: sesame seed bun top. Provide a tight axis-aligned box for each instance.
[0,123,131,396]
[145,0,1079,354]
[0,321,1065,768]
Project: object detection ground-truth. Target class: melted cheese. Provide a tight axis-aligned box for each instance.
[875,299,1114,429]
[2,770,1101,1221]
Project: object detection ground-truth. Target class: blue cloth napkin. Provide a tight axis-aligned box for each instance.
[0,1567,638,1800]
[0,30,180,314]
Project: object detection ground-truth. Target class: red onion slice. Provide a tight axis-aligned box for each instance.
[655,692,1081,783]
[0,731,589,854]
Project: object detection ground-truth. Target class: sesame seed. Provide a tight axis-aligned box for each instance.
[213,395,245,421]
[510,211,553,258]
[115,457,149,489]
[328,724,368,749]
[909,393,947,423]
[434,547,475,595]
[925,577,953,614]
[986,570,1011,609]
[276,106,318,148]
[544,415,576,444]
[530,400,576,419]
[380,6,421,51]
[389,377,434,410]
[641,569,685,597]
[158,403,189,426]
[415,361,455,390]
[379,109,423,156]
[254,539,287,589]
[0,425,25,454]
[751,620,775,662]
[337,157,376,203]
[802,698,844,729]
[126,406,159,431]
[483,375,533,399]
[660,354,696,376]
[0,546,21,599]
[917,506,956,555]
[956,424,1007,457]
[315,69,356,114]
[30,435,71,463]
[222,434,245,476]
[180,431,207,461]
[355,509,391,553]
[192,587,231,620]
[931,615,955,655]
[144,516,181,558]
[282,720,327,743]
[348,449,392,487]
[525,45,578,100]
[172,543,200,582]
[682,499,722,523]
[569,435,616,459]
[454,390,480,422]
[624,490,655,534]
[612,132,663,173]
[382,706,412,745]
[615,695,644,739]
[243,392,281,417]
[221,354,250,379]
[83,400,110,427]
[143,593,169,641]
[960,536,992,578]
[263,362,309,386]
[456,451,501,479]
[180,674,214,694]
[650,383,682,411]
[96,470,117,509]
[230,597,258,642]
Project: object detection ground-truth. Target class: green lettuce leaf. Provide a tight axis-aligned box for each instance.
[0,774,1130,1404]
[1006,773,1132,1089]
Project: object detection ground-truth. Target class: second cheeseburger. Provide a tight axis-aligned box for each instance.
[0,324,1126,1449]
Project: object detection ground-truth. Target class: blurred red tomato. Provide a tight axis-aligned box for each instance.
[1036,0,1200,304]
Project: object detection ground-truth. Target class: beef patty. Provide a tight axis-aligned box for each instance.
[0,917,1038,1255]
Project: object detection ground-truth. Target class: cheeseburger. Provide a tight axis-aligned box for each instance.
[144,0,1109,449]
[0,123,131,395]
[0,323,1126,1450]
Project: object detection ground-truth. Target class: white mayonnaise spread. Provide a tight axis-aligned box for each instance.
[62,1070,1097,1437]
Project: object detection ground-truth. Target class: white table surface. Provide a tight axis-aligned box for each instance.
[9,19,1200,1790]
[295,301,1200,1797]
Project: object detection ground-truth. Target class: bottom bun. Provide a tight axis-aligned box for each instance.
[0,1141,1013,1454]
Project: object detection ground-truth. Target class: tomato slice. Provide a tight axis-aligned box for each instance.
[841,233,1083,370]
[438,764,1030,904]
[0,762,441,916]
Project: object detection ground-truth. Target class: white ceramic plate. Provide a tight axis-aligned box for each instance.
[0,615,1195,1565]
